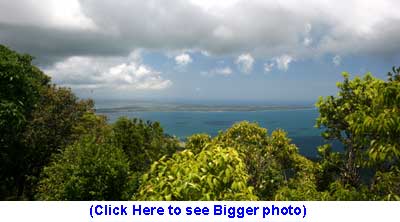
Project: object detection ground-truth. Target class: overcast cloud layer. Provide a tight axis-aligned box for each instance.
[0,0,399,99]
[2,0,400,58]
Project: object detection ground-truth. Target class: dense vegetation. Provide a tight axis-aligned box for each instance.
[0,44,399,200]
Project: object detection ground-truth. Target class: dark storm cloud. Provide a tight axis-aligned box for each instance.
[0,0,400,66]
[0,23,129,65]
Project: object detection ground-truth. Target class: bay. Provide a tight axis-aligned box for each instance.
[96,102,342,158]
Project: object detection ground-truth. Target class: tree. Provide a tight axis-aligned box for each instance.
[111,117,181,196]
[36,135,132,200]
[0,45,49,199]
[212,121,277,198]
[316,72,379,186]
[136,144,257,200]
[0,44,98,199]
[22,86,96,199]
[213,121,315,200]
[112,117,180,172]
[316,70,400,199]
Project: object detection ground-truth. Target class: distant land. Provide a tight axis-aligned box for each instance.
[94,100,314,113]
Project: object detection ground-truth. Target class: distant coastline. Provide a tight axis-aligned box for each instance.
[95,102,314,113]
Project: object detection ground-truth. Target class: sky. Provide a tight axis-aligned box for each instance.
[1,0,400,104]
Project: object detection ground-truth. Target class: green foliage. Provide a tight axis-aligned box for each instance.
[0,45,49,125]
[315,144,343,191]
[140,121,318,200]
[0,44,101,199]
[213,122,313,200]
[36,135,131,200]
[185,133,211,154]
[327,181,371,200]
[316,70,400,199]
[370,166,400,200]
[214,121,269,148]
[272,69,400,201]
[110,117,182,197]
[274,177,329,201]
[212,122,279,199]
[0,44,49,145]
[273,142,323,200]
[112,117,180,172]
[136,144,257,200]
[72,111,110,139]
[21,86,96,198]
[266,129,299,168]
[387,66,400,82]
[0,45,50,199]
[25,85,97,149]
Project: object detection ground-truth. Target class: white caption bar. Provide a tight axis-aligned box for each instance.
[0,201,398,222]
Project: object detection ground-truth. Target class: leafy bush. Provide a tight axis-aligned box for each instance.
[136,144,257,200]
[112,117,180,172]
[213,122,313,200]
[36,135,132,200]
[185,133,211,154]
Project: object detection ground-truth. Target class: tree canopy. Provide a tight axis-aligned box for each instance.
[316,70,400,200]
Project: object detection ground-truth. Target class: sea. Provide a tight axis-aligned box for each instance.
[95,100,342,158]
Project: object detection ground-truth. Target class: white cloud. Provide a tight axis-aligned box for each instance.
[303,37,312,46]
[200,50,210,56]
[275,54,294,71]
[175,53,193,66]
[213,25,234,40]
[215,67,233,76]
[264,63,274,73]
[332,55,342,66]
[202,66,233,77]
[0,0,96,30]
[236,53,254,74]
[45,54,172,90]
[190,0,240,12]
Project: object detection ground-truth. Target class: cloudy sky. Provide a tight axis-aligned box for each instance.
[1,0,399,103]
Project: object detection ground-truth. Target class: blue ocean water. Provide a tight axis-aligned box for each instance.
[97,107,342,158]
